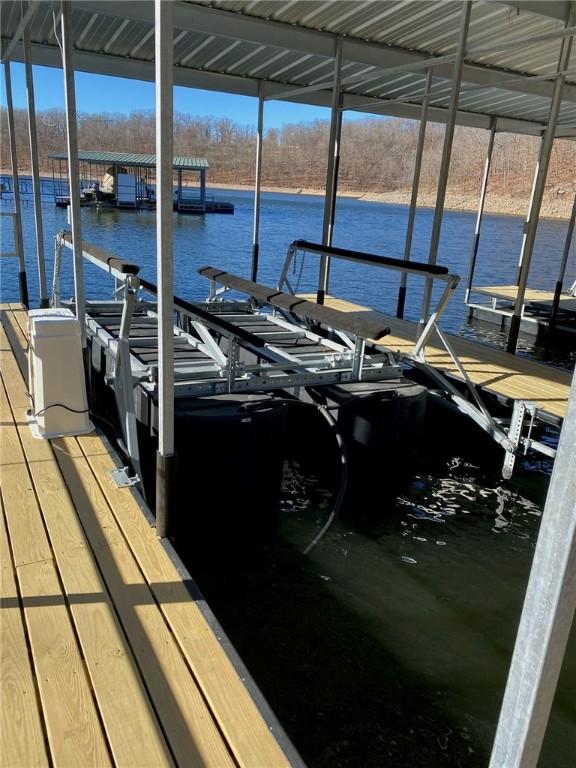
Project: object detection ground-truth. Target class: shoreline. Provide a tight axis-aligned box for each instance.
[2,170,572,220]
[207,181,574,220]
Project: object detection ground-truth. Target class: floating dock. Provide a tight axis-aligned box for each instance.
[49,150,234,215]
[466,284,576,340]
[1,304,296,768]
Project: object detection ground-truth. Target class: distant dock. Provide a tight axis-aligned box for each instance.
[49,150,234,215]
[466,284,576,341]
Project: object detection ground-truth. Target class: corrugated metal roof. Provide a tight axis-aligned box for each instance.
[49,150,209,170]
[1,0,574,137]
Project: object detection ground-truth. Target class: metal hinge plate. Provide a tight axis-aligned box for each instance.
[111,467,140,488]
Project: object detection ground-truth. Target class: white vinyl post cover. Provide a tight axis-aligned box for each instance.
[27,308,94,439]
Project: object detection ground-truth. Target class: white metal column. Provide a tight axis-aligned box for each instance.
[22,7,48,307]
[515,137,544,285]
[506,20,573,353]
[317,36,343,304]
[3,60,28,307]
[155,0,175,538]
[419,0,471,329]
[396,67,433,319]
[465,116,497,305]
[251,81,264,283]
[61,0,86,348]
[551,193,576,322]
[489,369,576,768]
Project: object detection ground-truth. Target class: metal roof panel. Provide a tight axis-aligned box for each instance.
[49,150,209,170]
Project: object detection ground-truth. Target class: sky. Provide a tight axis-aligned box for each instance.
[0,62,370,130]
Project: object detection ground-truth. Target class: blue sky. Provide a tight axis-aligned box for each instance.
[1,62,368,129]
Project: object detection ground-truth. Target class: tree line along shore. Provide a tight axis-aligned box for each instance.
[1,108,574,220]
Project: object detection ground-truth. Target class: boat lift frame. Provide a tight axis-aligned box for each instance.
[278,239,557,473]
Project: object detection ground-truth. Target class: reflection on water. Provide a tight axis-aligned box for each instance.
[457,319,576,370]
[202,449,575,768]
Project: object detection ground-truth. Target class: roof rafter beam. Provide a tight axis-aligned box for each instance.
[72,0,576,103]
[4,38,557,137]
[466,24,576,54]
[0,0,38,62]
[75,0,576,102]
[267,53,456,102]
[493,1,573,22]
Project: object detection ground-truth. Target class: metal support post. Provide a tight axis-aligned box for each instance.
[489,370,576,768]
[177,169,182,211]
[113,276,142,480]
[396,67,433,319]
[419,0,471,328]
[3,61,28,307]
[251,81,264,283]
[317,36,343,305]
[22,10,48,307]
[507,22,573,353]
[61,1,86,348]
[154,0,175,538]
[516,138,544,285]
[550,193,575,323]
[200,169,206,207]
[465,116,497,307]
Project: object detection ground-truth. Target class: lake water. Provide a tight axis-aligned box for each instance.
[1,181,575,365]
[1,185,575,767]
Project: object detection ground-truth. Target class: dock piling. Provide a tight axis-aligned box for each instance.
[22,3,48,307]
[420,0,471,329]
[397,67,433,319]
[317,36,343,305]
[465,116,497,308]
[551,192,576,324]
[251,82,264,283]
[61,0,86,348]
[154,0,175,537]
[3,60,28,308]
[507,11,573,353]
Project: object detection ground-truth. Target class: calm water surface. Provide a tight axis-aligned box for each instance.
[1,187,575,767]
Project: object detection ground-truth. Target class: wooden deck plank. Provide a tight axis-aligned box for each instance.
[1,378,112,767]
[0,378,53,568]
[77,435,291,768]
[1,307,29,374]
[1,317,229,768]
[0,499,49,768]
[16,557,113,768]
[472,285,576,310]
[1,371,177,768]
[52,436,234,768]
[307,296,572,420]
[6,304,291,768]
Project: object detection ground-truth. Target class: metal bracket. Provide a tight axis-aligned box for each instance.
[111,467,141,488]
[503,400,527,479]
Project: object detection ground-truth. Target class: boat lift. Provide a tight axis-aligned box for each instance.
[55,233,556,483]
[277,240,557,477]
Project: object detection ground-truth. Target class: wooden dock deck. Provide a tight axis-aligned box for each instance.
[1,304,294,768]
[304,296,573,423]
[471,284,575,307]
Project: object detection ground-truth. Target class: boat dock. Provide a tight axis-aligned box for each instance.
[466,284,576,339]
[1,304,295,768]
[2,1,575,765]
[309,295,572,425]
